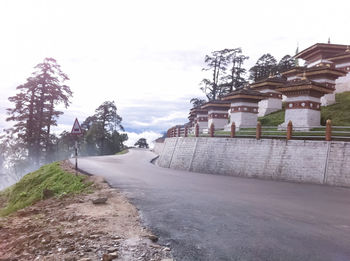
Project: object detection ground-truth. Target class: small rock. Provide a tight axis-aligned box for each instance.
[107,247,118,253]
[43,188,55,199]
[163,247,171,251]
[78,259,91,261]
[110,252,118,258]
[92,197,108,204]
[102,253,113,261]
[64,257,76,261]
[146,234,158,242]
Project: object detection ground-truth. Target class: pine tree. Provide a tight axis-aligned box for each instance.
[6,58,72,167]
[82,101,126,155]
[249,54,277,82]
[134,138,149,148]
[277,55,295,74]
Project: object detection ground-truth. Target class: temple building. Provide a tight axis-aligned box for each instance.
[294,43,350,105]
[201,100,230,129]
[190,107,208,132]
[250,75,285,116]
[221,89,267,130]
[277,74,338,129]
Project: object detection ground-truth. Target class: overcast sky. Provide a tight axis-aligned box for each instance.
[1,0,350,146]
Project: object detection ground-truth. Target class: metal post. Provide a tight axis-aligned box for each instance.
[75,139,78,175]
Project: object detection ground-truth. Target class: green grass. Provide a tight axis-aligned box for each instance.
[259,92,350,126]
[115,149,129,155]
[259,110,285,126]
[321,92,350,126]
[0,162,92,216]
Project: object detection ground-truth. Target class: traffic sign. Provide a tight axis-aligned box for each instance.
[71,118,82,135]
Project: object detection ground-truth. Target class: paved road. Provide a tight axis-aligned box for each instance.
[75,149,350,261]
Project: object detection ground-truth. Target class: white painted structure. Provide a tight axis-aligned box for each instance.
[294,43,350,106]
[226,101,259,129]
[201,101,230,130]
[257,90,282,116]
[250,77,284,117]
[196,111,208,131]
[278,80,332,130]
[222,89,266,130]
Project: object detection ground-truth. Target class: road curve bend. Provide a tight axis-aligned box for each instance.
[73,149,350,261]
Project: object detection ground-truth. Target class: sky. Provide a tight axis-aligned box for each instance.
[1,0,350,146]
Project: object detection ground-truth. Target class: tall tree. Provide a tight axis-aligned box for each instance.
[134,138,149,148]
[249,54,277,82]
[82,101,126,155]
[190,98,206,108]
[220,48,249,93]
[277,55,295,74]
[6,58,72,167]
[200,50,228,100]
[200,48,249,99]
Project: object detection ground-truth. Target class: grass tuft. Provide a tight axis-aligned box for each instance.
[115,149,129,155]
[0,162,91,216]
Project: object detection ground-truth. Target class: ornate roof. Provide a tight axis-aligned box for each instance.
[222,88,268,101]
[295,43,348,60]
[201,100,231,109]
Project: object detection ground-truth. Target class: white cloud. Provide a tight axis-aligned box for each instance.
[1,0,350,135]
[124,131,163,149]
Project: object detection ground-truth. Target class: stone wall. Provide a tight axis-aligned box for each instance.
[156,137,350,187]
[153,141,165,155]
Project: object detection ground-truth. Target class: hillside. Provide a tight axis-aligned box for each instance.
[0,162,91,216]
[0,161,173,260]
[259,92,350,126]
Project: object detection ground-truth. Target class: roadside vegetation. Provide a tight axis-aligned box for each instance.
[115,149,129,155]
[0,162,92,216]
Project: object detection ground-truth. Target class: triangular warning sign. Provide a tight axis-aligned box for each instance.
[71,118,82,135]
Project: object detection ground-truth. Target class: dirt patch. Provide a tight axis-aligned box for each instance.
[0,161,173,261]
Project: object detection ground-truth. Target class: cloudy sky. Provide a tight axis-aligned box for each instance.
[0,0,349,146]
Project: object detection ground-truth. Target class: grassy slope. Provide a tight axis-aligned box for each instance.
[0,162,91,216]
[115,149,129,155]
[259,92,350,126]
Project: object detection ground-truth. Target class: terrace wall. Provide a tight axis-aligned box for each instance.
[156,137,350,187]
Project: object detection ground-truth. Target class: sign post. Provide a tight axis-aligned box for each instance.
[71,118,83,174]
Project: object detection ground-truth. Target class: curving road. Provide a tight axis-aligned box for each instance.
[74,149,350,261]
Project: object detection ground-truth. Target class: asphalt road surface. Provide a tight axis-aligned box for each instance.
[74,149,350,261]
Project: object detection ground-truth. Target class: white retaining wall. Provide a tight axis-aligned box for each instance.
[156,137,350,187]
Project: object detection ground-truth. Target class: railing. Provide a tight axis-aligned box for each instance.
[167,120,350,141]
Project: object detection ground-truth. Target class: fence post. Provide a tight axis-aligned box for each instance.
[195,124,199,137]
[184,127,188,137]
[210,123,215,137]
[326,119,332,141]
[287,120,293,140]
[256,121,262,140]
[230,122,236,138]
